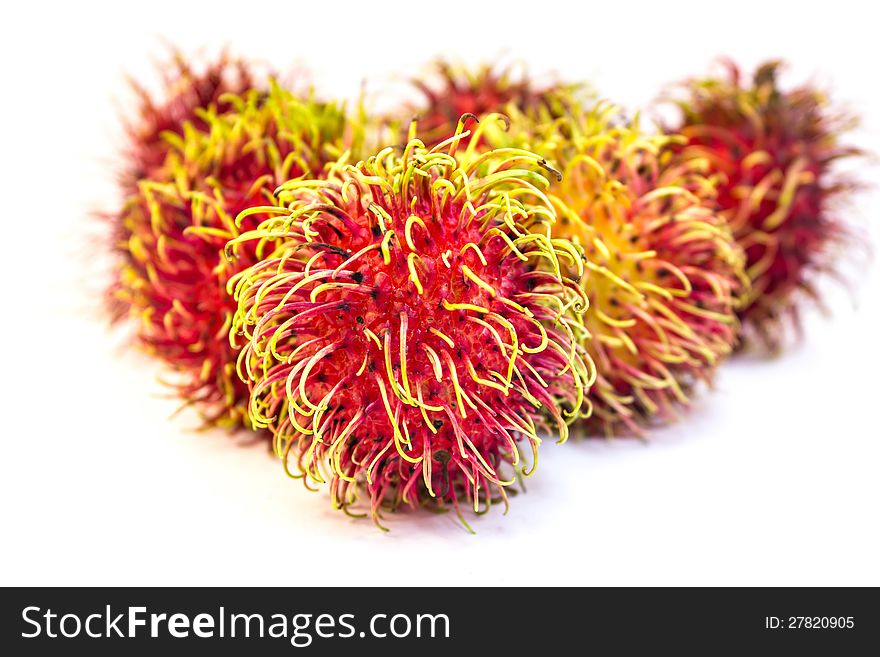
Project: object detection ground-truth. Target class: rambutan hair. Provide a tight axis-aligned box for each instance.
[227,120,593,526]
[481,104,747,435]
[669,60,861,350]
[114,82,363,428]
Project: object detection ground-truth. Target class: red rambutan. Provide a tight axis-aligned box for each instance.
[123,51,258,189]
[669,61,861,349]
[404,60,576,147]
[226,123,593,526]
[482,104,747,435]
[106,52,261,324]
[115,82,363,428]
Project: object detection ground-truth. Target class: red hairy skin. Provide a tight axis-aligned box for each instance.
[670,61,861,350]
[115,84,361,429]
[228,126,593,527]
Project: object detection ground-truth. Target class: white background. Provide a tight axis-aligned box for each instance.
[1,0,878,586]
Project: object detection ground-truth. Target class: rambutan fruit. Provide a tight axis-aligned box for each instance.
[123,51,258,189]
[668,61,861,349]
[106,52,261,323]
[481,104,747,435]
[115,82,363,429]
[404,59,576,147]
[226,124,593,526]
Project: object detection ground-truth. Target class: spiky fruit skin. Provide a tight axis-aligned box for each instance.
[228,133,593,525]
[670,61,859,349]
[115,83,361,428]
[407,60,574,147]
[484,105,746,435]
[124,52,256,190]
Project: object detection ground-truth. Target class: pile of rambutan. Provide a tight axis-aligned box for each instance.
[107,52,865,526]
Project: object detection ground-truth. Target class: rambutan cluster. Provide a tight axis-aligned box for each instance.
[114,69,364,428]
[481,104,747,434]
[226,129,593,525]
[107,53,866,525]
[669,61,860,350]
